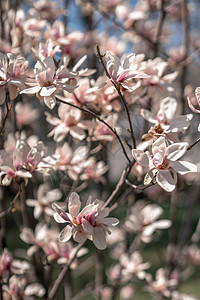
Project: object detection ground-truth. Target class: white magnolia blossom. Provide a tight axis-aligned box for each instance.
[132,136,197,192]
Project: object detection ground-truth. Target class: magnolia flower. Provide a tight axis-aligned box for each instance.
[120,251,150,280]
[0,249,13,278]
[15,102,39,128]
[52,192,119,250]
[80,157,109,183]
[45,103,94,141]
[3,275,45,299]
[104,51,149,91]
[125,201,171,243]
[31,0,66,21]
[140,57,178,100]
[20,223,58,256]
[0,139,59,185]
[43,240,87,265]
[21,56,77,109]
[31,39,61,61]
[146,268,177,298]
[0,52,29,104]
[55,143,89,180]
[26,183,62,220]
[132,136,197,192]
[141,97,192,143]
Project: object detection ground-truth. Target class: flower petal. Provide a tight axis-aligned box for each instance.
[132,149,149,167]
[92,227,107,250]
[156,170,175,192]
[59,225,72,242]
[170,160,197,175]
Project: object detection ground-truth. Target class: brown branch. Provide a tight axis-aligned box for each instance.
[0,94,12,136]
[102,160,135,209]
[180,0,190,114]
[56,95,131,163]
[0,188,20,218]
[96,45,136,149]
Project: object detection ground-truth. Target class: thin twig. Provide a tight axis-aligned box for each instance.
[96,45,136,149]
[0,94,12,136]
[102,160,135,209]
[0,188,20,218]
[56,95,131,163]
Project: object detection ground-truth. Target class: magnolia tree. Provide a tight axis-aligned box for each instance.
[0,0,200,299]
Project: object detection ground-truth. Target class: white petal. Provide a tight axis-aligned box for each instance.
[101,217,119,226]
[156,170,175,192]
[25,283,45,297]
[44,96,56,109]
[132,149,149,167]
[68,192,81,217]
[40,86,56,96]
[59,225,72,242]
[93,227,107,250]
[165,142,188,161]
[170,160,197,175]
[20,86,41,94]
[141,109,157,123]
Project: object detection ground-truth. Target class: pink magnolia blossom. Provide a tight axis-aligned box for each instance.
[0,139,59,185]
[141,97,192,143]
[132,136,197,192]
[52,192,119,250]
[125,201,171,242]
[21,56,78,109]
[45,103,94,141]
[15,102,39,128]
[31,0,67,21]
[26,183,62,220]
[23,18,46,38]
[140,57,178,101]
[55,143,89,180]
[104,51,149,91]
[120,251,150,280]
[146,268,177,298]
[80,157,109,183]
[0,249,13,278]
[3,275,45,299]
[43,240,87,265]
[0,52,29,104]
[20,223,58,256]
[31,39,61,61]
